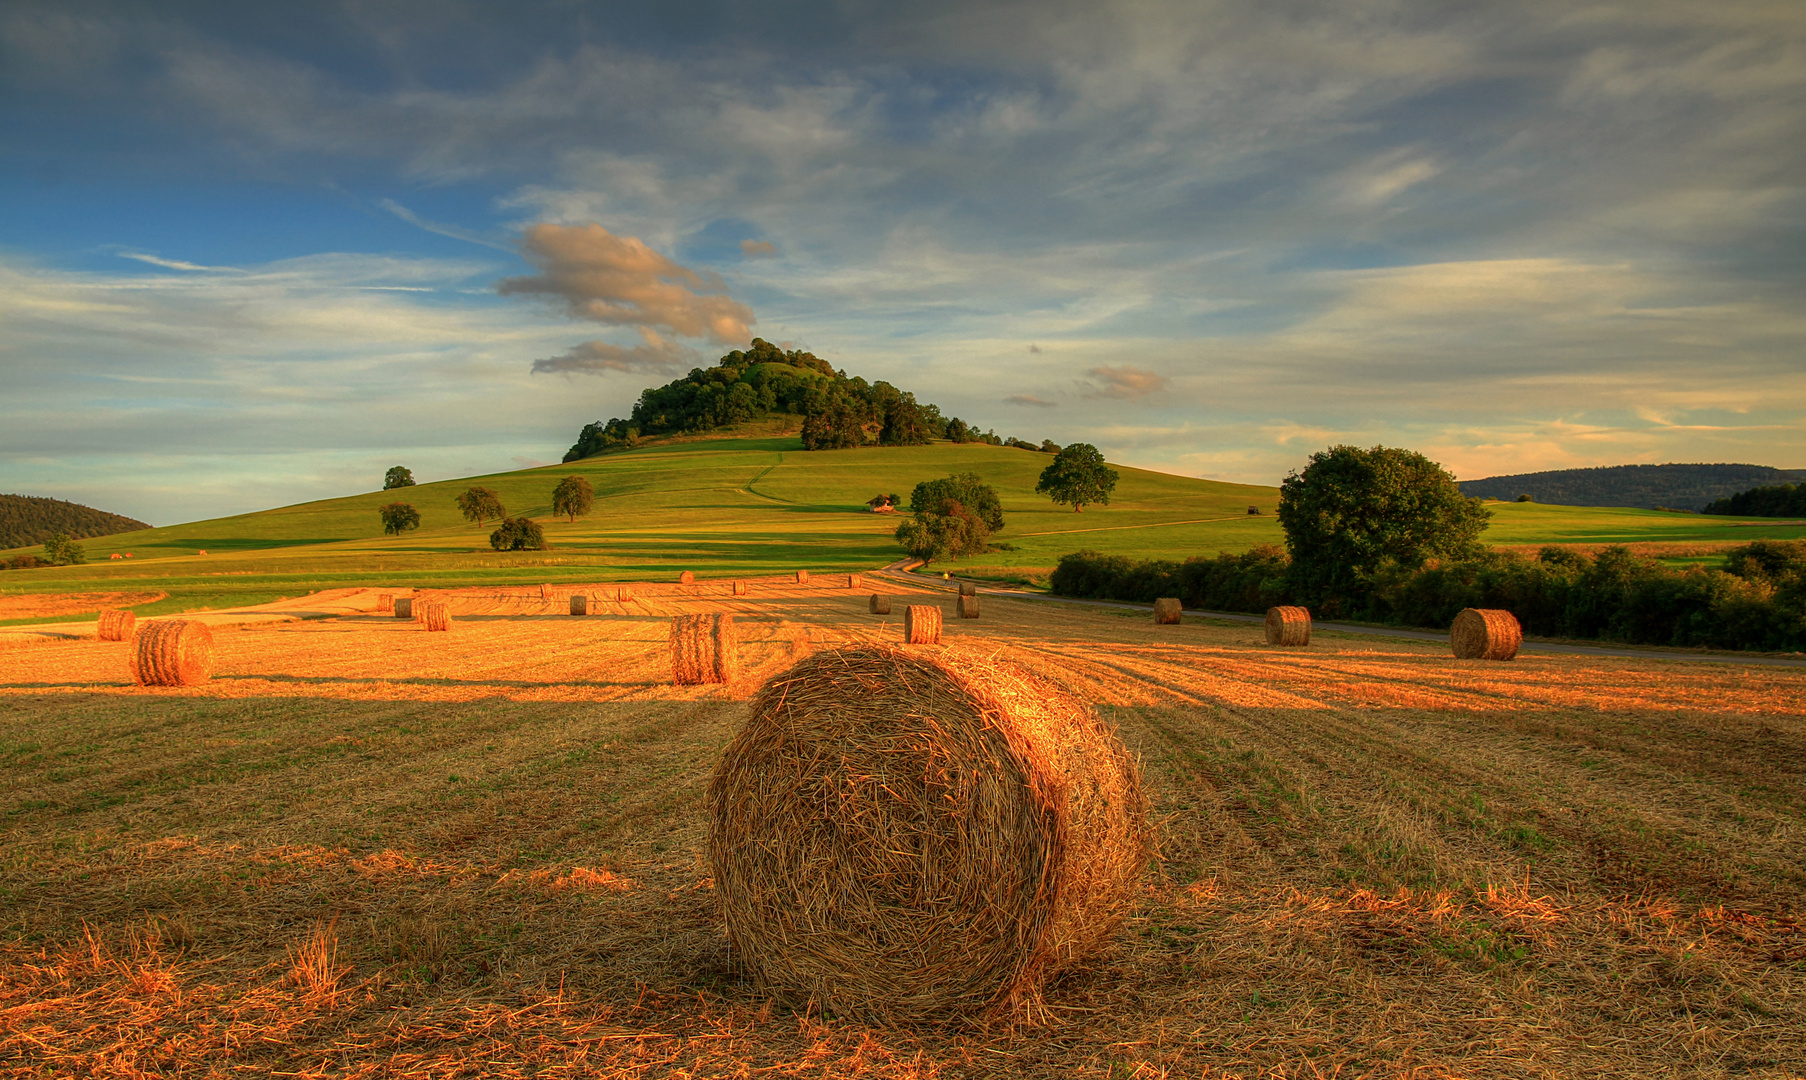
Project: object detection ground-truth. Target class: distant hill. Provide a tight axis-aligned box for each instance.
[1,494,150,549]
[1459,464,1806,511]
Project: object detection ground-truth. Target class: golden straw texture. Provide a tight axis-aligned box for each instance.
[420,601,452,632]
[375,593,393,613]
[1265,606,1311,646]
[1451,608,1522,660]
[1153,598,1182,625]
[96,609,136,642]
[392,598,413,620]
[869,594,892,615]
[958,581,977,597]
[708,645,1149,1020]
[129,620,216,687]
[957,595,981,619]
[671,613,739,684]
[569,594,588,616]
[904,605,942,644]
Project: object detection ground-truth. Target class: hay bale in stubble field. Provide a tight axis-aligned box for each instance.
[1153,598,1181,625]
[540,583,553,601]
[708,645,1149,1020]
[958,581,977,597]
[97,609,136,641]
[904,605,942,644]
[393,598,413,619]
[679,571,695,585]
[795,570,810,584]
[375,593,394,613]
[847,574,861,589]
[420,601,451,632]
[616,585,635,603]
[130,620,215,686]
[1265,606,1311,646]
[733,581,749,596]
[672,613,739,684]
[569,594,588,616]
[957,595,981,619]
[869,594,892,615]
[1451,608,1521,660]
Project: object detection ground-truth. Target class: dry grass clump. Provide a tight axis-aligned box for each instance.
[1265,606,1311,646]
[420,601,452,633]
[957,594,981,619]
[795,570,810,584]
[96,609,136,642]
[732,581,749,596]
[129,620,216,686]
[1452,607,1522,660]
[708,645,1149,1020]
[1153,598,1181,625]
[679,571,695,585]
[569,594,588,616]
[392,598,413,619]
[958,581,977,597]
[869,594,892,615]
[904,605,942,644]
[671,613,739,685]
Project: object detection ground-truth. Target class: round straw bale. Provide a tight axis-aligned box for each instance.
[1451,608,1521,660]
[97,609,136,641]
[847,573,861,589]
[869,593,892,615]
[671,613,739,684]
[420,601,452,632]
[375,592,394,613]
[393,597,413,619]
[957,594,981,619]
[795,569,810,584]
[1265,606,1311,646]
[733,581,749,596]
[130,620,215,686]
[679,571,695,585]
[904,604,942,644]
[958,581,977,597]
[617,585,635,603]
[1153,598,1182,625]
[540,583,553,601]
[709,645,1149,1019]
[569,594,588,616]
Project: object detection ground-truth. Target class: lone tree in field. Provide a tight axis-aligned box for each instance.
[895,499,992,564]
[383,466,416,490]
[551,475,595,523]
[455,487,506,528]
[1036,443,1119,512]
[41,533,86,566]
[909,473,1004,531]
[379,502,420,535]
[490,516,549,551]
[1277,444,1490,612]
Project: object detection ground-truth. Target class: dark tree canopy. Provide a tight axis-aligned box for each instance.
[455,487,506,527]
[1704,482,1806,518]
[895,498,991,563]
[379,502,421,535]
[490,516,549,551]
[799,397,866,450]
[909,473,1004,532]
[0,494,148,549]
[383,466,416,490]
[1278,444,1491,611]
[1036,443,1119,512]
[551,476,595,522]
[41,532,86,566]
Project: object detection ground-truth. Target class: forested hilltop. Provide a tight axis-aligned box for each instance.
[1458,463,1806,511]
[563,338,1057,461]
[0,494,149,549]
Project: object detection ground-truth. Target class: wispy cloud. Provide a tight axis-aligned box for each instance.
[1004,394,1057,408]
[117,252,241,273]
[379,198,514,252]
[530,329,696,376]
[740,239,777,258]
[1084,365,1169,400]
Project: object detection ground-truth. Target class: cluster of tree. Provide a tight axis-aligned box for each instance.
[1458,463,1806,512]
[894,474,1005,563]
[377,476,596,549]
[0,494,149,550]
[1703,482,1806,518]
[5,532,92,568]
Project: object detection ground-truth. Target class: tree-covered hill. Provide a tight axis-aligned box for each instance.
[0,494,150,549]
[1458,464,1806,511]
[1704,483,1806,518]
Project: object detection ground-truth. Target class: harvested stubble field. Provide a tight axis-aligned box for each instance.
[2,579,1804,1079]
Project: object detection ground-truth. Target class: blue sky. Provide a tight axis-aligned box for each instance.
[3,0,1802,525]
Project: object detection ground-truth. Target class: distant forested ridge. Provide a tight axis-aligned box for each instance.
[1458,464,1806,511]
[562,338,1057,461]
[1,494,150,549]
[1704,483,1806,518]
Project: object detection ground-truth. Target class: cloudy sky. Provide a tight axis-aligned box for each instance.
[3,0,1803,524]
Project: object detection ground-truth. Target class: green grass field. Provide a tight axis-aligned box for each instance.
[5,435,1803,623]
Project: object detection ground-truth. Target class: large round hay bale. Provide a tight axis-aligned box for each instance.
[420,601,452,632]
[375,593,394,613]
[869,593,892,615]
[1451,608,1521,660]
[904,605,941,644]
[957,594,981,619]
[733,581,749,596]
[569,594,588,616]
[1265,606,1311,646]
[97,609,136,641]
[130,620,215,687]
[1153,598,1181,625]
[679,571,695,585]
[672,613,739,684]
[393,597,413,619]
[709,646,1149,1019]
[795,569,810,584]
[958,581,977,597]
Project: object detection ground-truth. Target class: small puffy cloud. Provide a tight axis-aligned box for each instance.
[498,222,754,344]
[1084,364,1169,399]
[529,329,696,376]
[741,239,777,258]
[1005,394,1057,407]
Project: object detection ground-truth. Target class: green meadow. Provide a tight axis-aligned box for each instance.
[4,435,1804,623]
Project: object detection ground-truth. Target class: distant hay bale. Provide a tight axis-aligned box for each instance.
[540,583,553,601]
[420,601,452,632]
[958,581,977,597]
[569,594,588,616]
[97,609,136,642]
[679,571,695,585]
[617,585,635,603]
[672,613,739,684]
[393,598,413,619]
[708,645,1150,1019]
[375,593,394,613]
[1265,606,1311,646]
[957,594,981,619]
[795,569,810,584]
[847,574,861,589]
[130,620,215,687]
[1153,598,1181,625]
[869,594,891,615]
[904,605,942,644]
[1451,608,1521,660]
[733,581,749,596]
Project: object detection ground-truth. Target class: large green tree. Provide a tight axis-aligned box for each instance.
[378,502,420,535]
[41,533,86,566]
[895,498,991,564]
[490,516,549,551]
[383,466,416,490]
[909,473,1004,531]
[551,475,595,523]
[1036,443,1119,512]
[1277,444,1491,611]
[455,487,506,527]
